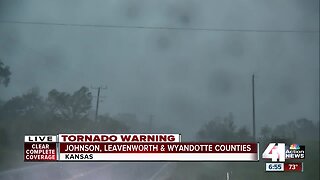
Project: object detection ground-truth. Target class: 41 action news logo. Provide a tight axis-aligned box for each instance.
[262,143,305,162]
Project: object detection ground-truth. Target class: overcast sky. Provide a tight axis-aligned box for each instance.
[0,0,319,139]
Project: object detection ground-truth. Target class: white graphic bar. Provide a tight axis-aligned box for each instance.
[59,153,258,161]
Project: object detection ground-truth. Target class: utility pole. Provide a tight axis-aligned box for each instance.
[252,74,256,141]
[91,85,107,121]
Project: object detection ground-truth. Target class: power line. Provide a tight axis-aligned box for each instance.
[0,20,318,33]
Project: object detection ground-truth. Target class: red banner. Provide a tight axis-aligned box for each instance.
[59,142,257,153]
[24,143,57,161]
[284,163,303,172]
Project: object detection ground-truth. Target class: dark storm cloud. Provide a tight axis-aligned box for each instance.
[0,0,24,18]
[124,0,141,20]
[278,78,300,105]
[155,35,171,50]
[0,0,318,139]
[0,28,20,56]
[165,1,199,26]
[166,60,191,83]
[221,33,247,58]
[207,70,235,96]
[166,91,196,117]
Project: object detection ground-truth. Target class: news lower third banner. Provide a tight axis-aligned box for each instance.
[24,134,259,162]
